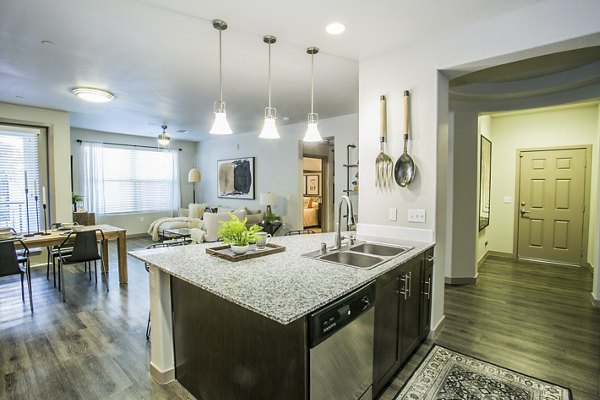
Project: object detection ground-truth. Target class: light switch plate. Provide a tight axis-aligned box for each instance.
[503,196,512,204]
[388,208,397,221]
[408,209,426,223]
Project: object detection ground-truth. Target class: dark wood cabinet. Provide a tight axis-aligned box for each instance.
[420,248,434,337]
[373,268,401,394]
[373,247,435,398]
[399,256,423,362]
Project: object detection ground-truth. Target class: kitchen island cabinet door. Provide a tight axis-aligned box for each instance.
[373,268,401,396]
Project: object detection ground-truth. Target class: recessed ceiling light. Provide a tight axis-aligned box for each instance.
[326,22,345,35]
[72,87,114,103]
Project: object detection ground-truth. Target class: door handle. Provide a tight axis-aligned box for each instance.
[520,208,530,218]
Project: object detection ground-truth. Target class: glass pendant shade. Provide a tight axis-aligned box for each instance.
[259,107,280,139]
[304,113,322,142]
[210,110,232,135]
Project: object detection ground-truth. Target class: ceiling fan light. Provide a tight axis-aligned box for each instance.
[72,87,114,102]
[157,133,170,146]
[210,111,233,135]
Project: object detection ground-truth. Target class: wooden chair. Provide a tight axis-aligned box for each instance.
[0,239,33,312]
[57,229,107,302]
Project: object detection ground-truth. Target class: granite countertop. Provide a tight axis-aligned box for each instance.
[129,233,434,325]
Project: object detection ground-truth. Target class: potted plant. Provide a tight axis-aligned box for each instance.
[218,213,263,255]
[263,213,280,225]
[72,192,83,212]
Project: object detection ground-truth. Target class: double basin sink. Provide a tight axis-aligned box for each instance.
[302,241,413,269]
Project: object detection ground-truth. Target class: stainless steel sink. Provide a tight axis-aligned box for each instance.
[319,251,384,269]
[302,241,414,270]
[349,243,410,257]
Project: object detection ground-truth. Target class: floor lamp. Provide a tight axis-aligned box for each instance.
[188,167,201,204]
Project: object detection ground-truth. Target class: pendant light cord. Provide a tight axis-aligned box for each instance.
[219,28,223,103]
[310,53,314,113]
[268,42,272,108]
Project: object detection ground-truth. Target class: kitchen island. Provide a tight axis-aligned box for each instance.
[129,232,434,399]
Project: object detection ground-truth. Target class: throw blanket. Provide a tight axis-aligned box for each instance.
[147,216,191,241]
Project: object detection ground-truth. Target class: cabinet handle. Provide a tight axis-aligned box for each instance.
[400,273,409,300]
[408,271,412,298]
[423,278,431,300]
[425,255,435,262]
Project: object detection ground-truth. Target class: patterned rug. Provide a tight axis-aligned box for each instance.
[395,345,572,400]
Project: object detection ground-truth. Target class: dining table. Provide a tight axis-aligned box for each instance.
[17,224,129,284]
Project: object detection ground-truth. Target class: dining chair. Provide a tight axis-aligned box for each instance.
[47,222,76,289]
[284,229,315,236]
[57,229,107,302]
[144,239,191,340]
[0,239,33,312]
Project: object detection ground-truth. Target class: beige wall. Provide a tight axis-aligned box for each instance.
[482,104,599,266]
[0,102,72,222]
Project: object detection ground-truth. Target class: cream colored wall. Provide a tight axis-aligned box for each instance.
[485,105,599,264]
[0,102,72,222]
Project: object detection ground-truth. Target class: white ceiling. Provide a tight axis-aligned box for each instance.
[0,0,546,141]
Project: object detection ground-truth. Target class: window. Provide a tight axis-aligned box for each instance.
[81,142,180,215]
[0,126,44,234]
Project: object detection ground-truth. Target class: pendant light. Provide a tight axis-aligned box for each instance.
[210,19,233,135]
[157,124,170,147]
[303,47,323,142]
[259,35,280,139]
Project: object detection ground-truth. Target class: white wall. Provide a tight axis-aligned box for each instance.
[359,0,600,327]
[484,104,599,264]
[71,128,198,235]
[196,114,358,233]
[0,102,72,222]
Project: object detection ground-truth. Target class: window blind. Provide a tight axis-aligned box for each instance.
[81,142,180,215]
[0,129,41,233]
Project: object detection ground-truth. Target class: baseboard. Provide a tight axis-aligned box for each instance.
[486,250,514,259]
[150,362,175,385]
[428,315,445,341]
[445,276,478,285]
[583,262,593,272]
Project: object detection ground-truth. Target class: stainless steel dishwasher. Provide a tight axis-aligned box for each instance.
[309,282,375,400]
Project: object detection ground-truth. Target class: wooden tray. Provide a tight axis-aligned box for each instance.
[206,243,286,262]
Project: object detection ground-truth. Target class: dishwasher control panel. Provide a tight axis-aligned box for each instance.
[308,282,375,347]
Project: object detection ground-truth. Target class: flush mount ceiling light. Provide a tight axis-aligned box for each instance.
[259,35,280,140]
[303,47,323,143]
[326,22,346,35]
[72,87,114,103]
[157,124,170,147]
[209,19,233,135]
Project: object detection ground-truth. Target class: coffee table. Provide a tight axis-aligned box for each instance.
[162,228,192,242]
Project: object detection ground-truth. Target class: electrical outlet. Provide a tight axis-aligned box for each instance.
[140,216,145,222]
[408,209,426,223]
[388,208,397,221]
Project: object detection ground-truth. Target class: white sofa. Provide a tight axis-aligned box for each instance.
[147,204,264,243]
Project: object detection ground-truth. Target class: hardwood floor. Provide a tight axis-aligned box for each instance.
[377,255,600,400]
[0,236,194,400]
[2,242,598,399]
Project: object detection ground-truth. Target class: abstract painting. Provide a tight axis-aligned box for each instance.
[217,157,255,199]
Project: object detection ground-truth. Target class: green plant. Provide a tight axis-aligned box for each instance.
[218,213,263,246]
[263,213,280,224]
[72,192,83,203]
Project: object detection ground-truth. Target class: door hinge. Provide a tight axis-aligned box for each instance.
[580,248,583,258]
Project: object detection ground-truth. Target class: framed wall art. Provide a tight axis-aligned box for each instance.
[217,157,255,200]
[479,136,492,231]
[305,174,319,196]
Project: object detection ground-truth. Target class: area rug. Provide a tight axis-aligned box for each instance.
[395,345,572,400]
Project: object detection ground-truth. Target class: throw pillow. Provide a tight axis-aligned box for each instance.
[189,203,208,219]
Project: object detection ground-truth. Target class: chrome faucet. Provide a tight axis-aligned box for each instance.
[334,195,356,249]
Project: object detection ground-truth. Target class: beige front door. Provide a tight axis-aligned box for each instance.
[517,148,586,265]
